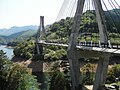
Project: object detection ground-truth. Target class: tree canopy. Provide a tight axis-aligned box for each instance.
[0,50,39,90]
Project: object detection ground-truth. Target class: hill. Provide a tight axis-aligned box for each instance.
[0,29,37,45]
[0,25,38,36]
[7,29,37,39]
[45,9,120,43]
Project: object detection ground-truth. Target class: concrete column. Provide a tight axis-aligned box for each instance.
[68,0,85,50]
[35,44,44,72]
[36,16,45,72]
[67,0,85,89]
[68,50,82,90]
[39,16,45,39]
[93,0,108,43]
[93,54,110,90]
[36,16,46,44]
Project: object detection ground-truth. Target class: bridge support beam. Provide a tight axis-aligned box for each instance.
[93,54,110,90]
[35,16,45,72]
[35,44,44,71]
[93,0,108,43]
[68,50,82,90]
[67,0,85,89]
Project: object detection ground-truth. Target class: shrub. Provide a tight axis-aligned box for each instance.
[0,51,39,90]
[13,40,35,59]
[81,63,95,85]
[49,62,71,90]
[106,64,120,84]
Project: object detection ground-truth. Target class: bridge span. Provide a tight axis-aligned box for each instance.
[38,41,120,55]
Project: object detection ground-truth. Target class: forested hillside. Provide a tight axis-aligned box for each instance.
[46,9,120,43]
[0,25,38,36]
[0,29,37,45]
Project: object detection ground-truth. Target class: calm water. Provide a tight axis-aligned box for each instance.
[0,45,14,60]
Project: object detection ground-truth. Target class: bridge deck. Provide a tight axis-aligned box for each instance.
[38,42,120,54]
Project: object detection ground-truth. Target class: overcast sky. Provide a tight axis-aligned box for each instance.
[0,0,120,29]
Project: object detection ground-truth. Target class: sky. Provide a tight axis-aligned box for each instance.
[0,0,64,29]
[0,0,120,29]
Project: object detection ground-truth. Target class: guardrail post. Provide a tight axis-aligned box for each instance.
[98,40,101,48]
[108,40,112,48]
[91,41,93,47]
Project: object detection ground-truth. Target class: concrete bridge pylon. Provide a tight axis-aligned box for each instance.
[68,0,109,90]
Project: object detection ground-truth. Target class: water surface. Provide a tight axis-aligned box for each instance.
[0,45,14,60]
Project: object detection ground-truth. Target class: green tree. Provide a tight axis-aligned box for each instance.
[49,62,71,90]
[0,50,39,90]
[14,40,35,59]
[81,63,95,85]
[0,50,7,59]
[50,71,67,90]
[107,64,120,84]
[44,46,67,61]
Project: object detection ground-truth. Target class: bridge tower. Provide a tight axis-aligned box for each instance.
[35,16,46,71]
[37,16,46,42]
[36,16,45,55]
[68,0,109,90]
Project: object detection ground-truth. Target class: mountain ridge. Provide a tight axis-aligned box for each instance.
[0,29,37,45]
[0,25,38,36]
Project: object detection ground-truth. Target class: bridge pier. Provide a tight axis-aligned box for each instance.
[34,43,44,72]
[68,50,83,90]
[35,16,45,72]
[93,54,110,90]
[67,0,85,89]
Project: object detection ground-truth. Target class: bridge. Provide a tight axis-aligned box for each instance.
[36,0,120,90]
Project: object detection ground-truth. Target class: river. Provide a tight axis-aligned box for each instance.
[0,45,14,60]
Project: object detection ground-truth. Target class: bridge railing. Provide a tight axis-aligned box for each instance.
[38,39,120,49]
[78,41,120,49]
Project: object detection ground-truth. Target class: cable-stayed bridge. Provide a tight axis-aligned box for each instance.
[36,0,120,90]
